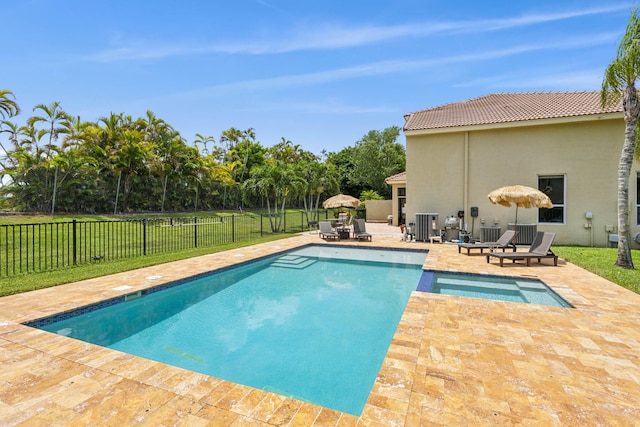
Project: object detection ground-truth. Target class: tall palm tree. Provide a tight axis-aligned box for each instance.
[0,121,22,163]
[243,161,302,232]
[7,126,48,211]
[601,6,640,269]
[194,133,215,156]
[27,101,69,214]
[299,162,339,222]
[111,128,150,213]
[0,89,20,120]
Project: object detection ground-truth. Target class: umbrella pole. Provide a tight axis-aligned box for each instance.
[514,205,518,241]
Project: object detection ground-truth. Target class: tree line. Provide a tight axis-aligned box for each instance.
[0,90,405,228]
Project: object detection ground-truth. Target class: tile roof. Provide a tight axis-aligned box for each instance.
[404,91,623,132]
[385,171,406,184]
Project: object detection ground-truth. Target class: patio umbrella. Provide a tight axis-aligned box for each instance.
[322,194,361,209]
[487,185,553,231]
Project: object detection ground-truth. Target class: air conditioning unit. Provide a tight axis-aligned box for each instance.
[415,213,439,242]
[508,223,537,245]
[479,227,501,243]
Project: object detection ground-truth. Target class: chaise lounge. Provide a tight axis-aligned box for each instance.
[319,221,339,240]
[457,230,517,255]
[486,231,558,266]
[353,219,372,241]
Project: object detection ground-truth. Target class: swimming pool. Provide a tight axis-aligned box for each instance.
[28,245,427,416]
[417,271,572,307]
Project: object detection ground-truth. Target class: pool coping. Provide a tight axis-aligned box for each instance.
[1,234,640,425]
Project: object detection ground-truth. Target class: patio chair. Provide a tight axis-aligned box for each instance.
[319,221,339,240]
[486,232,558,267]
[337,212,348,226]
[457,230,517,255]
[353,219,372,241]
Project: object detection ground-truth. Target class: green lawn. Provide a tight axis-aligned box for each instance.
[0,233,294,297]
[554,246,640,294]
[0,211,316,278]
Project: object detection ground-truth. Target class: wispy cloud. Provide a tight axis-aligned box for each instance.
[239,100,397,115]
[255,0,284,13]
[185,32,618,95]
[456,69,606,91]
[86,4,628,62]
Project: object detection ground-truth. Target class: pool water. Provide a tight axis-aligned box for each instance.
[32,246,427,416]
[417,271,572,307]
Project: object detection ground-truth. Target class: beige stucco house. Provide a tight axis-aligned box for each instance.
[401,91,640,247]
[385,171,406,225]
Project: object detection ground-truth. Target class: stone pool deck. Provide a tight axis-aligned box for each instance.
[1,230,639,426]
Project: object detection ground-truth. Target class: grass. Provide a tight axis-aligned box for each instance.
[0,211,313,277]
[554,246,640,294]
[0,233,294,297]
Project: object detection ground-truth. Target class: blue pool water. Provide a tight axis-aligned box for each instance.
[417,271,572,307]
[32,246,427,415]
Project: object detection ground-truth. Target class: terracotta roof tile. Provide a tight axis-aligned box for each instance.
[385,171,406,184]
[404,91,623,132]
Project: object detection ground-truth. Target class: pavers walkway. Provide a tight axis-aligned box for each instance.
[1,228,639,426]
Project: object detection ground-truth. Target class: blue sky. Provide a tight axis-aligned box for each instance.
[2,0,634,155]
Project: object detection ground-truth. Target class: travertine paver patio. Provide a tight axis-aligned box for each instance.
[1,228,639,426]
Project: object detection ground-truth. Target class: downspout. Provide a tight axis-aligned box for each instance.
[463,131,469,230]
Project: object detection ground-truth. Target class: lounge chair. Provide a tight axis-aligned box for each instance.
[457,230,517,255]
[319,221,339,240]
[486,232,558,266]
[353,219,372,241]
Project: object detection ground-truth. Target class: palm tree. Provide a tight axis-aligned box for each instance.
[6,126,49,211]
[0,121,22,164]
[0,89,20,120]
[298,161,339,223]
[601,6,640,269]
[27,101,69,214]
[219,127,245,208]
[244,161,302,232]
[194,133,215,156]
[111,128,150,213]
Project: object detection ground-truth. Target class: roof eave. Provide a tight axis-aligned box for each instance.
[404,112,624,136]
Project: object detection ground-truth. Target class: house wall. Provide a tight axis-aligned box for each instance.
[389,185,398,226]
[388,184,404,226]
[365,200,392,222]
[405,117,640,247]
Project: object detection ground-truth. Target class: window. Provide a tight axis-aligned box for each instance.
[538,176,565,223]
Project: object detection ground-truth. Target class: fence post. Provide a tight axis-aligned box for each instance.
[194,216,198,248]
[232,215,235,242]
[143,219,147,256]
[260,214,263,236]
[72,219,77,266]
[283,212,286,233]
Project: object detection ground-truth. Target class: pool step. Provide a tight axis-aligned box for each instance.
[270,255,317,269]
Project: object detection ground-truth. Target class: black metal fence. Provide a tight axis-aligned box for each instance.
[0,211,335,277]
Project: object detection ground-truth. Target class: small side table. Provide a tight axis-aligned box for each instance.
[338,229,350,240]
